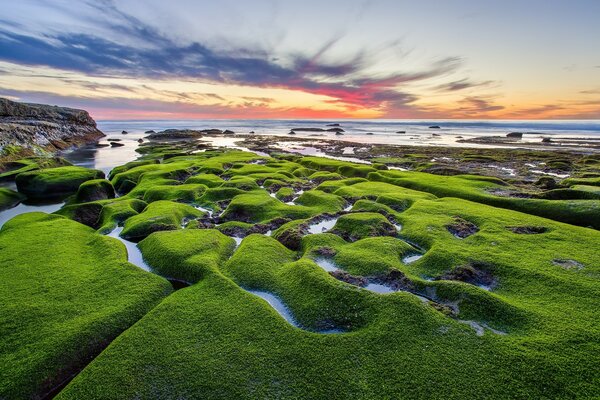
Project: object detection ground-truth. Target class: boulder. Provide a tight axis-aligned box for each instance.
[15,166,105,199]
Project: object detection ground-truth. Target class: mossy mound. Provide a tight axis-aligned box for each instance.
[121,200,203,241]
[15,166,105,199]
[0,188,24,211]
[0,213,171,399]
[331,212,397,241]
[139,229,235,283]
[142,183,208,203]
[2,147,600,399]
[0,156,72,181]
[74,179,115,203]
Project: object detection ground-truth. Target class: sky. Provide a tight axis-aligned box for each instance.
[0,0,599,120]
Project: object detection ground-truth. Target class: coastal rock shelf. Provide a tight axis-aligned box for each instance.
[0,145,599,399]
[0,97,105,157]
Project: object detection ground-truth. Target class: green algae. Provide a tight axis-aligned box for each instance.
[0,188,24,211]
[15,166,105,199]
[3,146,599,399]
[0,213,171,399]
[120,200,203,240]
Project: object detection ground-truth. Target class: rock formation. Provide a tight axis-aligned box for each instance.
[0,98,104,157]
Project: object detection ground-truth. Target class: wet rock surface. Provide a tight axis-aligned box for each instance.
[0,97,105,158]
[437,263,497,290]
[446,217,479,239]
[508,226,548,234]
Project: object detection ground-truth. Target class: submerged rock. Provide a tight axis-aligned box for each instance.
[506,132,523,138]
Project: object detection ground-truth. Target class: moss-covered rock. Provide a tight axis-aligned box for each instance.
[331,212,397,241]
[15,166,105,199]
[0,212,171,399]
[74,179,115,203]
[120,200,203,241]
[139,229,235,282]
[0,188,24,211]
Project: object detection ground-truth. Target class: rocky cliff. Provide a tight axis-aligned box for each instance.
[0,98,105,157]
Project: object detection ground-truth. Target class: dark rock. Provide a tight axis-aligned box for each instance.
[506,132,523,138]
[366,132,374,135]
[200,129,223,135]
[335,131,344,135]
[107,138,121,142]
[0,97,105,156]
[446,216,479,239]
[534,176,558,189]
[249,131,255,134]
[147,129,203,139]
[429,125,441,129]
[223,129,235,135]
[508,226,548,234]
[422,166,463,176]
[396,131,406,134]
[542,137,552,143]
[288,130,296,135]
[552,259,584,271]
[326,128,344,133]
[95,143,110,148]
[290,128,325,132]
[329,270,368,287]
[144,130,155,134]
[137,138,144,143]
[437,263,496,289]
[373,269,415,292]
[326,123,340,127]
[110,142,125,147]
[121,130,128,134]
[432,133,441,137]
[315,246,337,257]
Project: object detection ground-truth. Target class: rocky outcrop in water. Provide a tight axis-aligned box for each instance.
[0,98,104,157]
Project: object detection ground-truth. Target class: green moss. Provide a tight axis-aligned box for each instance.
[4,148,600,399]
[0,188,24,211]
[184,173,224,187]
[139,229,235,282]
[370,170,600,229]
[331,212,397,241]
[15,166,104,199]
[562,176,600,187]
[333,237,416,276]
[308,170,343,183]
[121,200,203,240]
[74,179,115,203]
[142,183,208,203]
[0,213,171,399]
[220,176,260,191]
[0,156,72,180]
[275,186,295,201]
[221,191,314,223]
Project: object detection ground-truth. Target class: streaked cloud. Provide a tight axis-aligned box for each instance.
[0,0,598,119]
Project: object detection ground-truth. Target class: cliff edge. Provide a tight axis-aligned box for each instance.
[0,97,105,158]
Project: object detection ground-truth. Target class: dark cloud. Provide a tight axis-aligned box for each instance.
[580,88,600,95]
[0,2,479,115]
[435,78,494,92]
[456,96,505,114]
